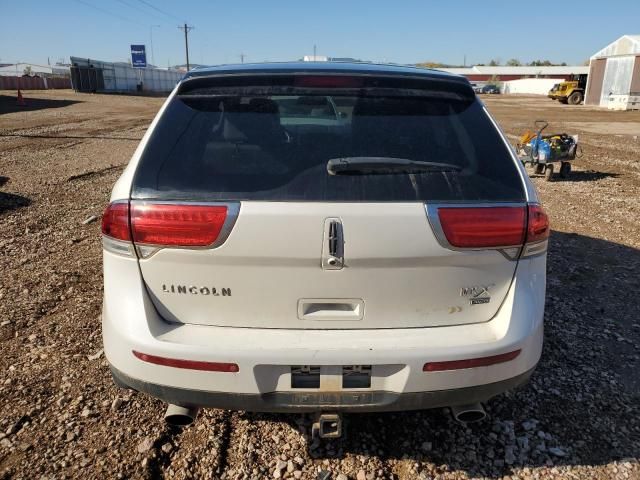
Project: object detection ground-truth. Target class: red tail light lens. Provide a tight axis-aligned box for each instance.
[437,207,526,248]
[423,349,521,372]
[294,75,364,88]
[101,202,131,241]
[526,204,549,243]
[130,204,228,247]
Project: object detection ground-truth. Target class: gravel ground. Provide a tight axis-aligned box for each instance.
[1,90,639,480]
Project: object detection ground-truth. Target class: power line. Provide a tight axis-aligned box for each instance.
[112,0,171,25]
[135,0,183,22]
[72,0,145,26]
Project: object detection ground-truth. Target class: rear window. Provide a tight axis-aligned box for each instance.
[132,74,525,202]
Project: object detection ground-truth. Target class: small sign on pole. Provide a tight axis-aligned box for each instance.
[130,45,147,68]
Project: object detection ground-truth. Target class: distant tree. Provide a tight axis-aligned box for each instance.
[506,58,522,66]
[487,75,501,86]
[23,65,32,76]
[529,59,557,66]
[488,59,501,66]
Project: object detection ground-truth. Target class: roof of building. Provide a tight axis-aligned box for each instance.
[591,34,640,59]
[437,65,589,76]
[0,62,69,76]
[184,61,462,81]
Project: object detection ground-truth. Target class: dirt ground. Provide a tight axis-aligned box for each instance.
[0,90,639,480]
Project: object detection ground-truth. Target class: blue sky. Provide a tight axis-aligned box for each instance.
[1,0,639,67]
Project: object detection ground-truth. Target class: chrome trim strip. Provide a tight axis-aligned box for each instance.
[521,239,548,258]
[102,236,135,257]
[135,244,160,259]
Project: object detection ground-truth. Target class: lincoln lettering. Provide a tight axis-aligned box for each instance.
[162,285,231,296]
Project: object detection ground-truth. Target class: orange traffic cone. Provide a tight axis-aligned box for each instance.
[17,89,27,106]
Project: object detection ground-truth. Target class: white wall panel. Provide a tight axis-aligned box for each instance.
[600,56,635,106]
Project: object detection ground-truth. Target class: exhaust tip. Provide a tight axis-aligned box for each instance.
[164,404,199,427]
[450,403,486,424]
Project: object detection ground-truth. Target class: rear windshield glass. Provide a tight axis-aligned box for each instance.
[132,76,524,202]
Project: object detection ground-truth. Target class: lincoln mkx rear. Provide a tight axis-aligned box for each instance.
[102,62,548,432]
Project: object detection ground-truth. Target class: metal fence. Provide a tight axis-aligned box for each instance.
[70,56,182,93]
[70,67,105,92]
[0,76,71,90]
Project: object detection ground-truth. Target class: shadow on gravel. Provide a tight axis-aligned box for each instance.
[528,170,620,182]
[0,95,82,114]
[0,133,141,141]
[237,230,640,478]
[555,170,620,182]
[0,191,31,214]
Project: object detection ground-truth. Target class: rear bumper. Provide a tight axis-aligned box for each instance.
[111,365,536,413]
[102,250,545,411]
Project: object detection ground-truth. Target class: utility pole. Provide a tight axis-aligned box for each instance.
[313,44,317,61]
[239,53,245,64]
[178,23,194,71]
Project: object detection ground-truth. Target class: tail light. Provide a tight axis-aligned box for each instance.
[525,204,549,243]
[437,207,526,248]
[101,202,130,241]
[431,204,549,258]
[130,204,227,247]
[101,201,238,257]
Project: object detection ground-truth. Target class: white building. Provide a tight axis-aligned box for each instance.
[501,78,561,95]
[0,62,69,77]
[585,35,640,109]
[437,65,589,82]
[303,55,329,62]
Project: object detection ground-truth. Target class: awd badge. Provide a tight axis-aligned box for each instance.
[460,284,493,305]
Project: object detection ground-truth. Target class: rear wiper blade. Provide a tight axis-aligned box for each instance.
[327,157,462,175]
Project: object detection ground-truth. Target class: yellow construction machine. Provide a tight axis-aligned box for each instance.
[548,74,588,105]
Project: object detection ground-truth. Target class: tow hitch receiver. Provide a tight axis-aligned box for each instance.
[312,413,343,439]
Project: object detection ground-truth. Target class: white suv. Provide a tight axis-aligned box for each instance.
[101,62,548,429]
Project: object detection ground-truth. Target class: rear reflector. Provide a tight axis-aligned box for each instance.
[132,350,239,372]
[423,349,521,372]
[294,75,364,88]
[526,204,550,243]
[437,207,526,248]
[101,202,131,241]
[130,204,227,247]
